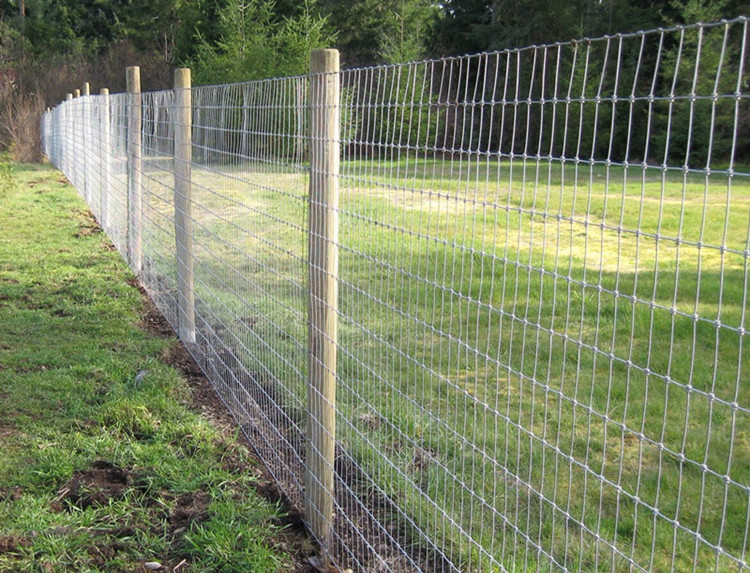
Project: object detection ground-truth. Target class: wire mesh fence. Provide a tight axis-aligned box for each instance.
[41,17,749,572]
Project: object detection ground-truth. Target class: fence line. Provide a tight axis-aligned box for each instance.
[41,17,750,572]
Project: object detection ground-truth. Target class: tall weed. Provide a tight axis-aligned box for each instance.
[0,155,14,200]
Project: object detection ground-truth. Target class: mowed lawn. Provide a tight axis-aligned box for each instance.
[0,161,300,572]
[131,155,749,571]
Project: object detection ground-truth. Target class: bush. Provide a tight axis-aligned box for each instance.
[0,38,171,163]
[0,85,44,163]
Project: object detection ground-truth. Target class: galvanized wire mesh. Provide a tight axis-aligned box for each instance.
[42,17,749,572]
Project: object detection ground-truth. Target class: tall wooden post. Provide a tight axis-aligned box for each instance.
[305,48,340,560]
[100,88,111,232]
[64,94,72,176]
[241,85,250,157]
[174,68,196,344]
[82,83,91,203]
[127,66,142,274]
[72,90,81,186]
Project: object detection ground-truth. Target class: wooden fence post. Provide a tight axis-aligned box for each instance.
[100,88,110,232]
[82,82,91,203]
[127,66,142,274]
[174,68,196,344]
[64,94,72,176]
[305,48,340,560]
[72,90,81,186]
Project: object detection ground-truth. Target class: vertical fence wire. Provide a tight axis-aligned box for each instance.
[41,17,749,572]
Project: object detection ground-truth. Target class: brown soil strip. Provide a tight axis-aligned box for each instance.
[136,289,316,573]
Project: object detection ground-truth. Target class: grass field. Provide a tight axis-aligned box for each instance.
[0,161,299,572]
[122,153,750,571]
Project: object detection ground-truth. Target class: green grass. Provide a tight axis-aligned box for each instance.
[125,154,750,571]
[0,161,294,572]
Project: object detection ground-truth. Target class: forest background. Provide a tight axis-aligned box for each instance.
[0,0,746,161]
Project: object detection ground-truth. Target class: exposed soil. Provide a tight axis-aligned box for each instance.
[48,456,223,571]
[72,210,103,238]
[55,460,130,510]
[0,487,23,502]
[0,534,32,557]
[137,291,176,338]
[168,491,211,532]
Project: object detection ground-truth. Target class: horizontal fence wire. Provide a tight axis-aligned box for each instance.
[42,16,749,572]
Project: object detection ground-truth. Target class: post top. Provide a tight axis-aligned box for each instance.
[310,49,340,74]
[174,68,191,89]
[126,66,141,92]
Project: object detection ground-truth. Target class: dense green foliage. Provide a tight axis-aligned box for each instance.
[189,0,333,84]
[2,0,743,78]
[436,0,747,54]
[0,0,745,161]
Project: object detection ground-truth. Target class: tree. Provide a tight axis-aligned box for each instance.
[436,0,492,55]
[650,0,749,166]
[273,0,336,76]
[436,0,678,56]
[318,0,438,66]
[20,0,118,55]
[318,0,383,65]
[0,14,23,66]
[377,0,440,64]
[190,0,335,84]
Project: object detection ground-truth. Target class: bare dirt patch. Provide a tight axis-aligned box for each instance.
[168,491,211,532]
[0,534,32,557]
[134,287,450,571]
[0,487,23,502]
[72,210,102,238]
[55,460,130,510]
[138,291,176,338]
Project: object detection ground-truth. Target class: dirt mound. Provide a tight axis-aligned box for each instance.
[0,486,23,502]
[72,210,103,238]
[139,299,175,338]
[162,342,203,379]
[168,491,211,532]
[0,534,32,556]
[56,460,130,510]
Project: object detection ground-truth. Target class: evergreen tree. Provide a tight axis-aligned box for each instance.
[651,0,749,166]
[319,0,438,66]
[190,0,276,85]
[190,0,334,84]
[318,0,383,65]
[377,0,440,64]
[273,0,335,76]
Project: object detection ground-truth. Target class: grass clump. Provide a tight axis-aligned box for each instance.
[0,163,291,571]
